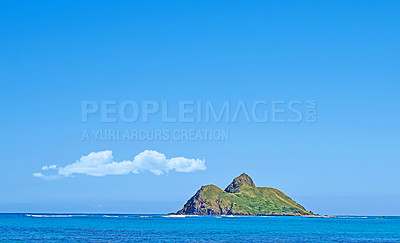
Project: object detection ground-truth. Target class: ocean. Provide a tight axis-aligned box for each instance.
[1,214,399,242]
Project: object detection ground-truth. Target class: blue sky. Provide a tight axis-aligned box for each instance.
[1,1,399,215]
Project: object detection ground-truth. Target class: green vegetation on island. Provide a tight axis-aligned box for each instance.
[175,173,314,216]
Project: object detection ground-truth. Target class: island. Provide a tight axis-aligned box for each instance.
[174,173,314,216]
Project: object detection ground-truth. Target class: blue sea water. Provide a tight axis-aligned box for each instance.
[1,214,399,242]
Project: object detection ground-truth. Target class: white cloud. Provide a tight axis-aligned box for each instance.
[33,172,60,180]
[33,172,44,178]
[33,150,206,179]
[41,165,57,170]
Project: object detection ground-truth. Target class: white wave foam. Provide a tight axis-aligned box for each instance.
[336,216,368,219]
[25,214,87,218]
[162,215,186,218]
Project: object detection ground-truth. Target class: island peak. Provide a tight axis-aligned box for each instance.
[224,172,255,193]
